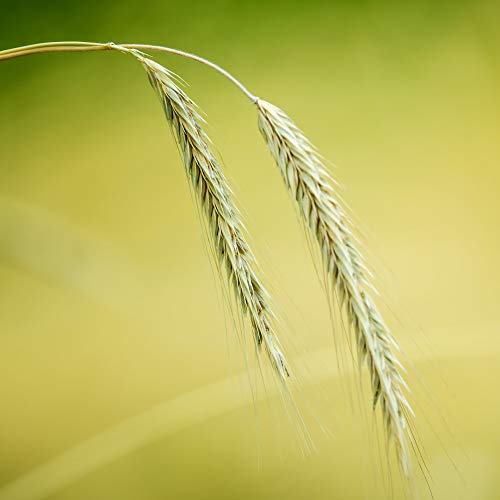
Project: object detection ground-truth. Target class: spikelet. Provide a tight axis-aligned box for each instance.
[257,98,413,475]
[126,49,290,383]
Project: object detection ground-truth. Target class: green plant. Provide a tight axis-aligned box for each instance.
[0,40,416,478]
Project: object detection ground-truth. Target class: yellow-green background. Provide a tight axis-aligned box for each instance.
[1,1,499,498]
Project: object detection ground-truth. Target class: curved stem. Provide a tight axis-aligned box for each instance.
[0,41,259,103]
[0,45,109,60]
[121,43,258,102]
[0,41,106,56]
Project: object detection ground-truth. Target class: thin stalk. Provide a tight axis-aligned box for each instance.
[0,41,258,103]
[0,41,106,55]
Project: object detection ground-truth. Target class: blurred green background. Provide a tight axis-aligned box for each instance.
[1,0,500,498]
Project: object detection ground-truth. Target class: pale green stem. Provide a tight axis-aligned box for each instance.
[0,41,259,103]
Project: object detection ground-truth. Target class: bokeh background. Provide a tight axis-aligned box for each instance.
[1,1,499,498]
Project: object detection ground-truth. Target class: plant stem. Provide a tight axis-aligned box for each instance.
[0,41,259,103]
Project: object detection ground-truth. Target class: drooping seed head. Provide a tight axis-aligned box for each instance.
[122,51,290,383]
[257,98,413,475]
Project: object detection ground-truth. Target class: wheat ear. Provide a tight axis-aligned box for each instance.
[0,40,414,471]
[257,99,413,474]
[118,49,289,382]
